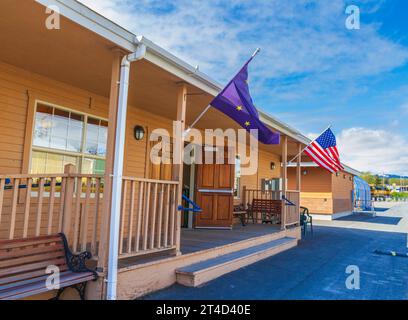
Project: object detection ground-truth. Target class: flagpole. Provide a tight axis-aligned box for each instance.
[288,124,332,164]
[184,48,261,136]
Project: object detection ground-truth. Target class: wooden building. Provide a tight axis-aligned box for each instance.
[288,163,360,220]
[0,0,352,300]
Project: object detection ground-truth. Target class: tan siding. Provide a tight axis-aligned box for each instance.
[288,167,333,214]
[257,150,281,185]
[288,167,353,215]
[0,60,177,180]
[331,172,353,213]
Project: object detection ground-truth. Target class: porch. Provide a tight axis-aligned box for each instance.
[0,0,304,300]
[0,169,301,299]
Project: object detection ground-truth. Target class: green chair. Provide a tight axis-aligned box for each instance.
[300,206,313,237]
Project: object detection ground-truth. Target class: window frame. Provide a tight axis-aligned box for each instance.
[30,100,108,174]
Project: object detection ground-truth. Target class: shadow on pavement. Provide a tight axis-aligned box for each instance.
[337,214,402,225]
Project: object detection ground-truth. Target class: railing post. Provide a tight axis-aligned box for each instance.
[296,142,302,224]
[242,186,247,209]
[62,164,76,242]
[281,135,288,230]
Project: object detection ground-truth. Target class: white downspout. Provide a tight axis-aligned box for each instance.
[106,44,146,300]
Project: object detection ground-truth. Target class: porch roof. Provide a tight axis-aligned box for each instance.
[287,162,361,176]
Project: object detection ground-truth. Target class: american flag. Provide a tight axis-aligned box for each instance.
[304,128,344,174]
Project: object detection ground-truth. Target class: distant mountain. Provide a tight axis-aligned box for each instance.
[379,173,408,179]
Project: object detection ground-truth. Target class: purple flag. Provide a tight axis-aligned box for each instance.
[210,58,280,145]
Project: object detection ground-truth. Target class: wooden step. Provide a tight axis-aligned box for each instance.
[176,237,297,287]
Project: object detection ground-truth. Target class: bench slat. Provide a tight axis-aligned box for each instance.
[0,271,72,292]
[0,243,64,261]
[0,258,66,278]
[0,236,62,250]
[0,250,66,269]
[0,272,95,300]
[0,265,69,286]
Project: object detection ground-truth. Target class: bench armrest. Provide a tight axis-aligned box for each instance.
[59,233,98,279]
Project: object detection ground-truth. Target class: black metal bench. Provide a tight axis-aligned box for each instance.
[0,233,97,300]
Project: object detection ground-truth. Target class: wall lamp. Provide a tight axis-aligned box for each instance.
[134,125,145,141]
[270,162,276,170]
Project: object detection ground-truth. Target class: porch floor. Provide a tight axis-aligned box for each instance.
[118,224,281,268]
[181,224,281,254]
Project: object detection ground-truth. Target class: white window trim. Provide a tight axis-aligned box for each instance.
[30,100,108,174]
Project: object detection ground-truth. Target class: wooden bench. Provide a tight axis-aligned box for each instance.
[247,199,282,224]
[0,233,97,300]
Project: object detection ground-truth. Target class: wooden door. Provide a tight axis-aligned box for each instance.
[195,148,235,229]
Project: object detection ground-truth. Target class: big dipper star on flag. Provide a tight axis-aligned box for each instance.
[209,51,280,145]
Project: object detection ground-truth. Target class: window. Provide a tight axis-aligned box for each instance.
[234,155,241,198]
[31,103,107,174]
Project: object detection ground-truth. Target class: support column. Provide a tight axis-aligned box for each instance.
[281,135,288,230]
[296,143,302,191]
[296,142,302,221]
[98,49,123,274]
[173,84,187,255]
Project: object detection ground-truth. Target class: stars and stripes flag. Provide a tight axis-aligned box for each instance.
[304,128,344,174]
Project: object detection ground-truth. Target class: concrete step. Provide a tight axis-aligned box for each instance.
[176,237,297,287]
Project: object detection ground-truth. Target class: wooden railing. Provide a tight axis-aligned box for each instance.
[242,187,282,207]
[0,168,104,258]
[242,187,300,227]
[285,190,300,227]
[118,177,179,259]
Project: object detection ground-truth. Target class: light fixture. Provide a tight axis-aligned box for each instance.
[303,170,308,175]
[134,125,145,141]
[270,162,276,170]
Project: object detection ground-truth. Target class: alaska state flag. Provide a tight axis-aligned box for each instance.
[210,58,280,145]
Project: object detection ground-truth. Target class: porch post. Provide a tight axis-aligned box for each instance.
[281,135,288,230]
[98,49,124,275]
[296,142,302,220]
[296,143,302,191]
[173,84,187,255]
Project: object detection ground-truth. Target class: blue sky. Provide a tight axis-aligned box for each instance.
[79,0,408,175]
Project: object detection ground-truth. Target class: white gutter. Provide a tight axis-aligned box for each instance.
[106,44,147,301]
[287,162,361,176]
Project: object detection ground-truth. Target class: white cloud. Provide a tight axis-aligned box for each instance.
[76,1,408,176]
[78,0,408,100]
[401,102,408,114]
[337,127,408,175]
